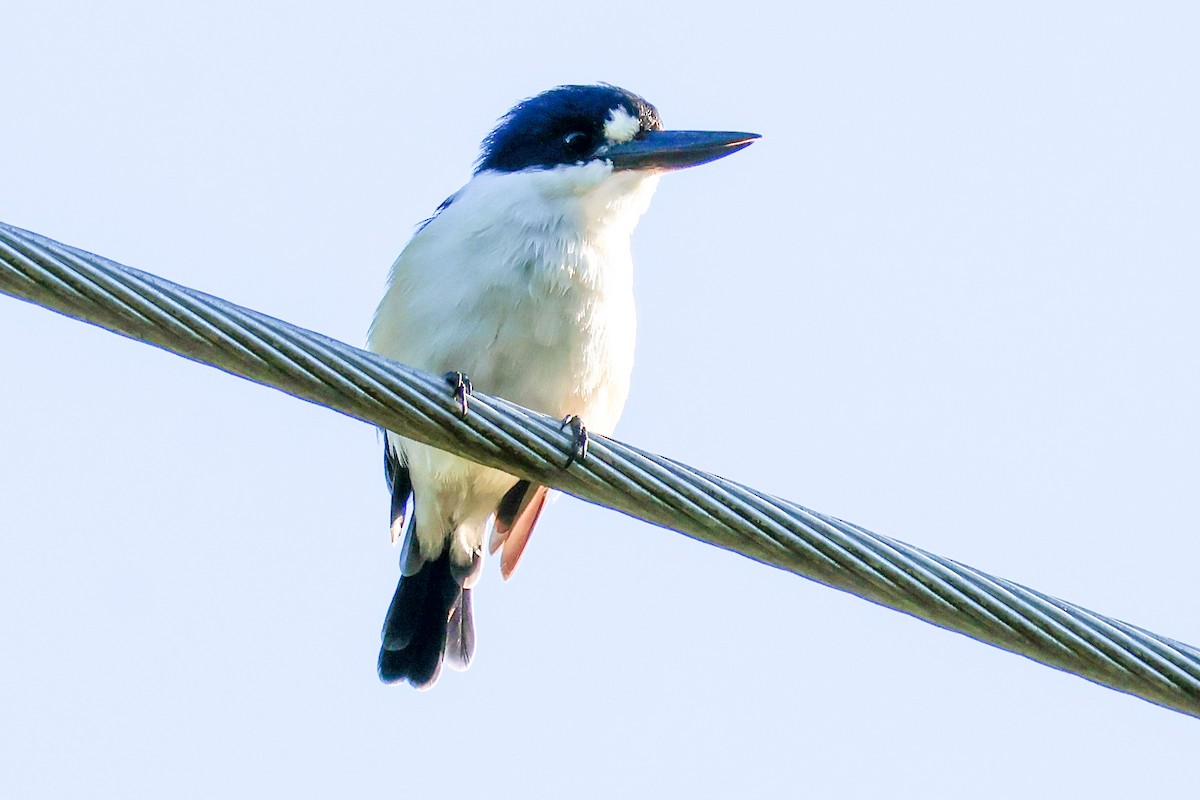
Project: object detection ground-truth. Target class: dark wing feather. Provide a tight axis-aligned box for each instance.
[384,437,412,544]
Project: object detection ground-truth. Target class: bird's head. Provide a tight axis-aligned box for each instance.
[476,84,758,176]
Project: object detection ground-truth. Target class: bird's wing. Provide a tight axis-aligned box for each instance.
[490,480,549,579]
[384,438,414,547]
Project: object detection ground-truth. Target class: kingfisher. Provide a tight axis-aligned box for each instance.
[368,84,758,687]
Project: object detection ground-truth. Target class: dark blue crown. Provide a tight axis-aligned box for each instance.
[477,84,663,174]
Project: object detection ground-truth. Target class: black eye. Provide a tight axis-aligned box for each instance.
[563,131,591,156]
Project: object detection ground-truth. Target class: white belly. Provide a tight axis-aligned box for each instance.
[367,164,655,560]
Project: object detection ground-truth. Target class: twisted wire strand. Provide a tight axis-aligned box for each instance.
[1,219,1197,717]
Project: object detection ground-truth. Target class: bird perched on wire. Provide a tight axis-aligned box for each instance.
[368,84,757,688]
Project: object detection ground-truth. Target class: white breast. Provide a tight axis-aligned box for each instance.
[368,161,658,559]
[370,161,658,436]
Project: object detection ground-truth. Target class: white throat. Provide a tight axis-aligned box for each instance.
[468,161,659,245]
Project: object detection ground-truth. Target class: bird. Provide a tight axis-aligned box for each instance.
[367,84,758,688]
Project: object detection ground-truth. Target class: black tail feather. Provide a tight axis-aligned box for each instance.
[378,547,464,688]
[444,589,475,670]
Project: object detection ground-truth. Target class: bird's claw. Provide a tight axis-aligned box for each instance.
[560,415,589,468]
[444,371,473,416]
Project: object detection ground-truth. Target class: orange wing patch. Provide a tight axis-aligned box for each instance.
[491,481,549,580]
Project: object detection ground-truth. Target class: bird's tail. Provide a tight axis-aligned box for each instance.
[378,530,477,689]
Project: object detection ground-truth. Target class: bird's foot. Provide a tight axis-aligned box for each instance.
[444,371,473,416]
[559,415,589,468]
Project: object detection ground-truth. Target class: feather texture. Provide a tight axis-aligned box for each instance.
[367,98,661,686]
[491,480,549,579]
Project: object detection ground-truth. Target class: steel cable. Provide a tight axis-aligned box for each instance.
[2,220,1197,717]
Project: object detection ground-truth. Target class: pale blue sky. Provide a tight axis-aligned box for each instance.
[2,2,1198,797]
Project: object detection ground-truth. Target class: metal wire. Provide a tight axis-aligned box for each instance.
[2,219,1198,717]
